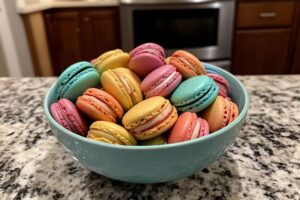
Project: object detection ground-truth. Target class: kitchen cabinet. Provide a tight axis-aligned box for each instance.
[291,12,300,74]
[43,7,120,75]
[232,1,297,75]
[44,10,82,75]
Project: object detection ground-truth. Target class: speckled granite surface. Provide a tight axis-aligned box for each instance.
[0,76,299,200]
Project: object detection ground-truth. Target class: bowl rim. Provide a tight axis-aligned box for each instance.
[44,65,249,150]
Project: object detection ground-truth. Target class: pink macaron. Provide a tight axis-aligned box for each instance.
[50,98,88,136]
[207,73,230,97]
[129,43,166,77]
[168,112,209,144]
[140,65,182,98]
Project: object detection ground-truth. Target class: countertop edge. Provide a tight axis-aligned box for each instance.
[17,1,120,14]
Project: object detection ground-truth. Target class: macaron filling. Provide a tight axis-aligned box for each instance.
[177,57,198,75]
[145,71,180,97]
[78,96,117,119]
[113,70,137,105]
[88,129,124,144]
[130,104,173,134]
[190,119,201,140]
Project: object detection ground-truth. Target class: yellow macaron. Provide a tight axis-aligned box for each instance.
[101,68,143,111]
[87,121,137,145]
[94,49,129,76]
[122,96,178,140]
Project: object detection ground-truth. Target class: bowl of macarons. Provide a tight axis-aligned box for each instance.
[44,43,249,184]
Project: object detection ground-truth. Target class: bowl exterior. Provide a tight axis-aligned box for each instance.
[44,64,249,183]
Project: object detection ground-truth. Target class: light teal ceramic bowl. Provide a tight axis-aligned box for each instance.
[44,64,249,184]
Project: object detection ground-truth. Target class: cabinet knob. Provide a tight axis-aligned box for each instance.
[75,28,80,33]
[84,17,90,22]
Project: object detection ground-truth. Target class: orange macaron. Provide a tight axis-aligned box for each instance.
[76,88,124,123]
[201,96,239,133]
[169,50,206,79]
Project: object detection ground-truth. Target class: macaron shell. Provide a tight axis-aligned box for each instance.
[134,106,178,140]
[51,103,72,130]
[139,135,166,145]
[60,68,100,102]
[202,96,231,133]
[170,50,206,78]
[101,68,142,111]
[168,112,198,144]
[141,65,182,98]
[122,96,169,130]
[129,43,165,58]
[76,95,117,122]
[229,101,239,123]
[175,50,205,74]
[55,61,96,100]
[129,53,166,77]
[83,88,123,118]
[88,121,137,145]
[95,49,129,75]
[170,76,218,112]
[198,118,209,137]
[51,98,88,136]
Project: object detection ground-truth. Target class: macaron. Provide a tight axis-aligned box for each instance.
[50,98,88,136]
[168,112,209,144]
[94,49,129,76]
[207,73,230,97]
[140,65,182,98]
[139,135,166,146]
[54,61,100,102]
[76,88,124,123]
[122,96,178,140]
[87,121,137,145]
[101,68,143,111]
[204,63,221,75]
[129,43,166,77]
[201,96,239,133]
[171,75,218,112]
[169,50,206,79]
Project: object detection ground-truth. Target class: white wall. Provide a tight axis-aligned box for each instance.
[0,0,34,77]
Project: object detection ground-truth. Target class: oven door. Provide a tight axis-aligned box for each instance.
[120,0,235,61]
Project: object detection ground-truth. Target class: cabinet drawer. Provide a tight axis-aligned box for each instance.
[237,1,295,28]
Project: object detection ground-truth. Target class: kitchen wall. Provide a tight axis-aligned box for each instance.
[0,0,34,77]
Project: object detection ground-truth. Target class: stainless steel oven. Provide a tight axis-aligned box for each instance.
[120,0,235,69]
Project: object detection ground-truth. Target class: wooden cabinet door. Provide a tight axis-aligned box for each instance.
[80,8,121,61]
[44,10,82,75]
[232,29,292,75]
[291,26,300,73]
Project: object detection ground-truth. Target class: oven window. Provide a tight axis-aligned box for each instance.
[133,9,219,49]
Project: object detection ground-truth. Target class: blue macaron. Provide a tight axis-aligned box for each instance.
[204,63,222,75]
[170,75,218,112]
[54,61,100,102]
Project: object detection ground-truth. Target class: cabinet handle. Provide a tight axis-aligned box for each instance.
[259,12,277,18]
[84,17,90,22]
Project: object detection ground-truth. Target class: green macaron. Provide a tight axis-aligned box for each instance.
[54,61,100,102]
[170,75,218,112]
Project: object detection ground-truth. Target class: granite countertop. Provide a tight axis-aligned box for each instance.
[18,0,119,14]
[0,76,299,200]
